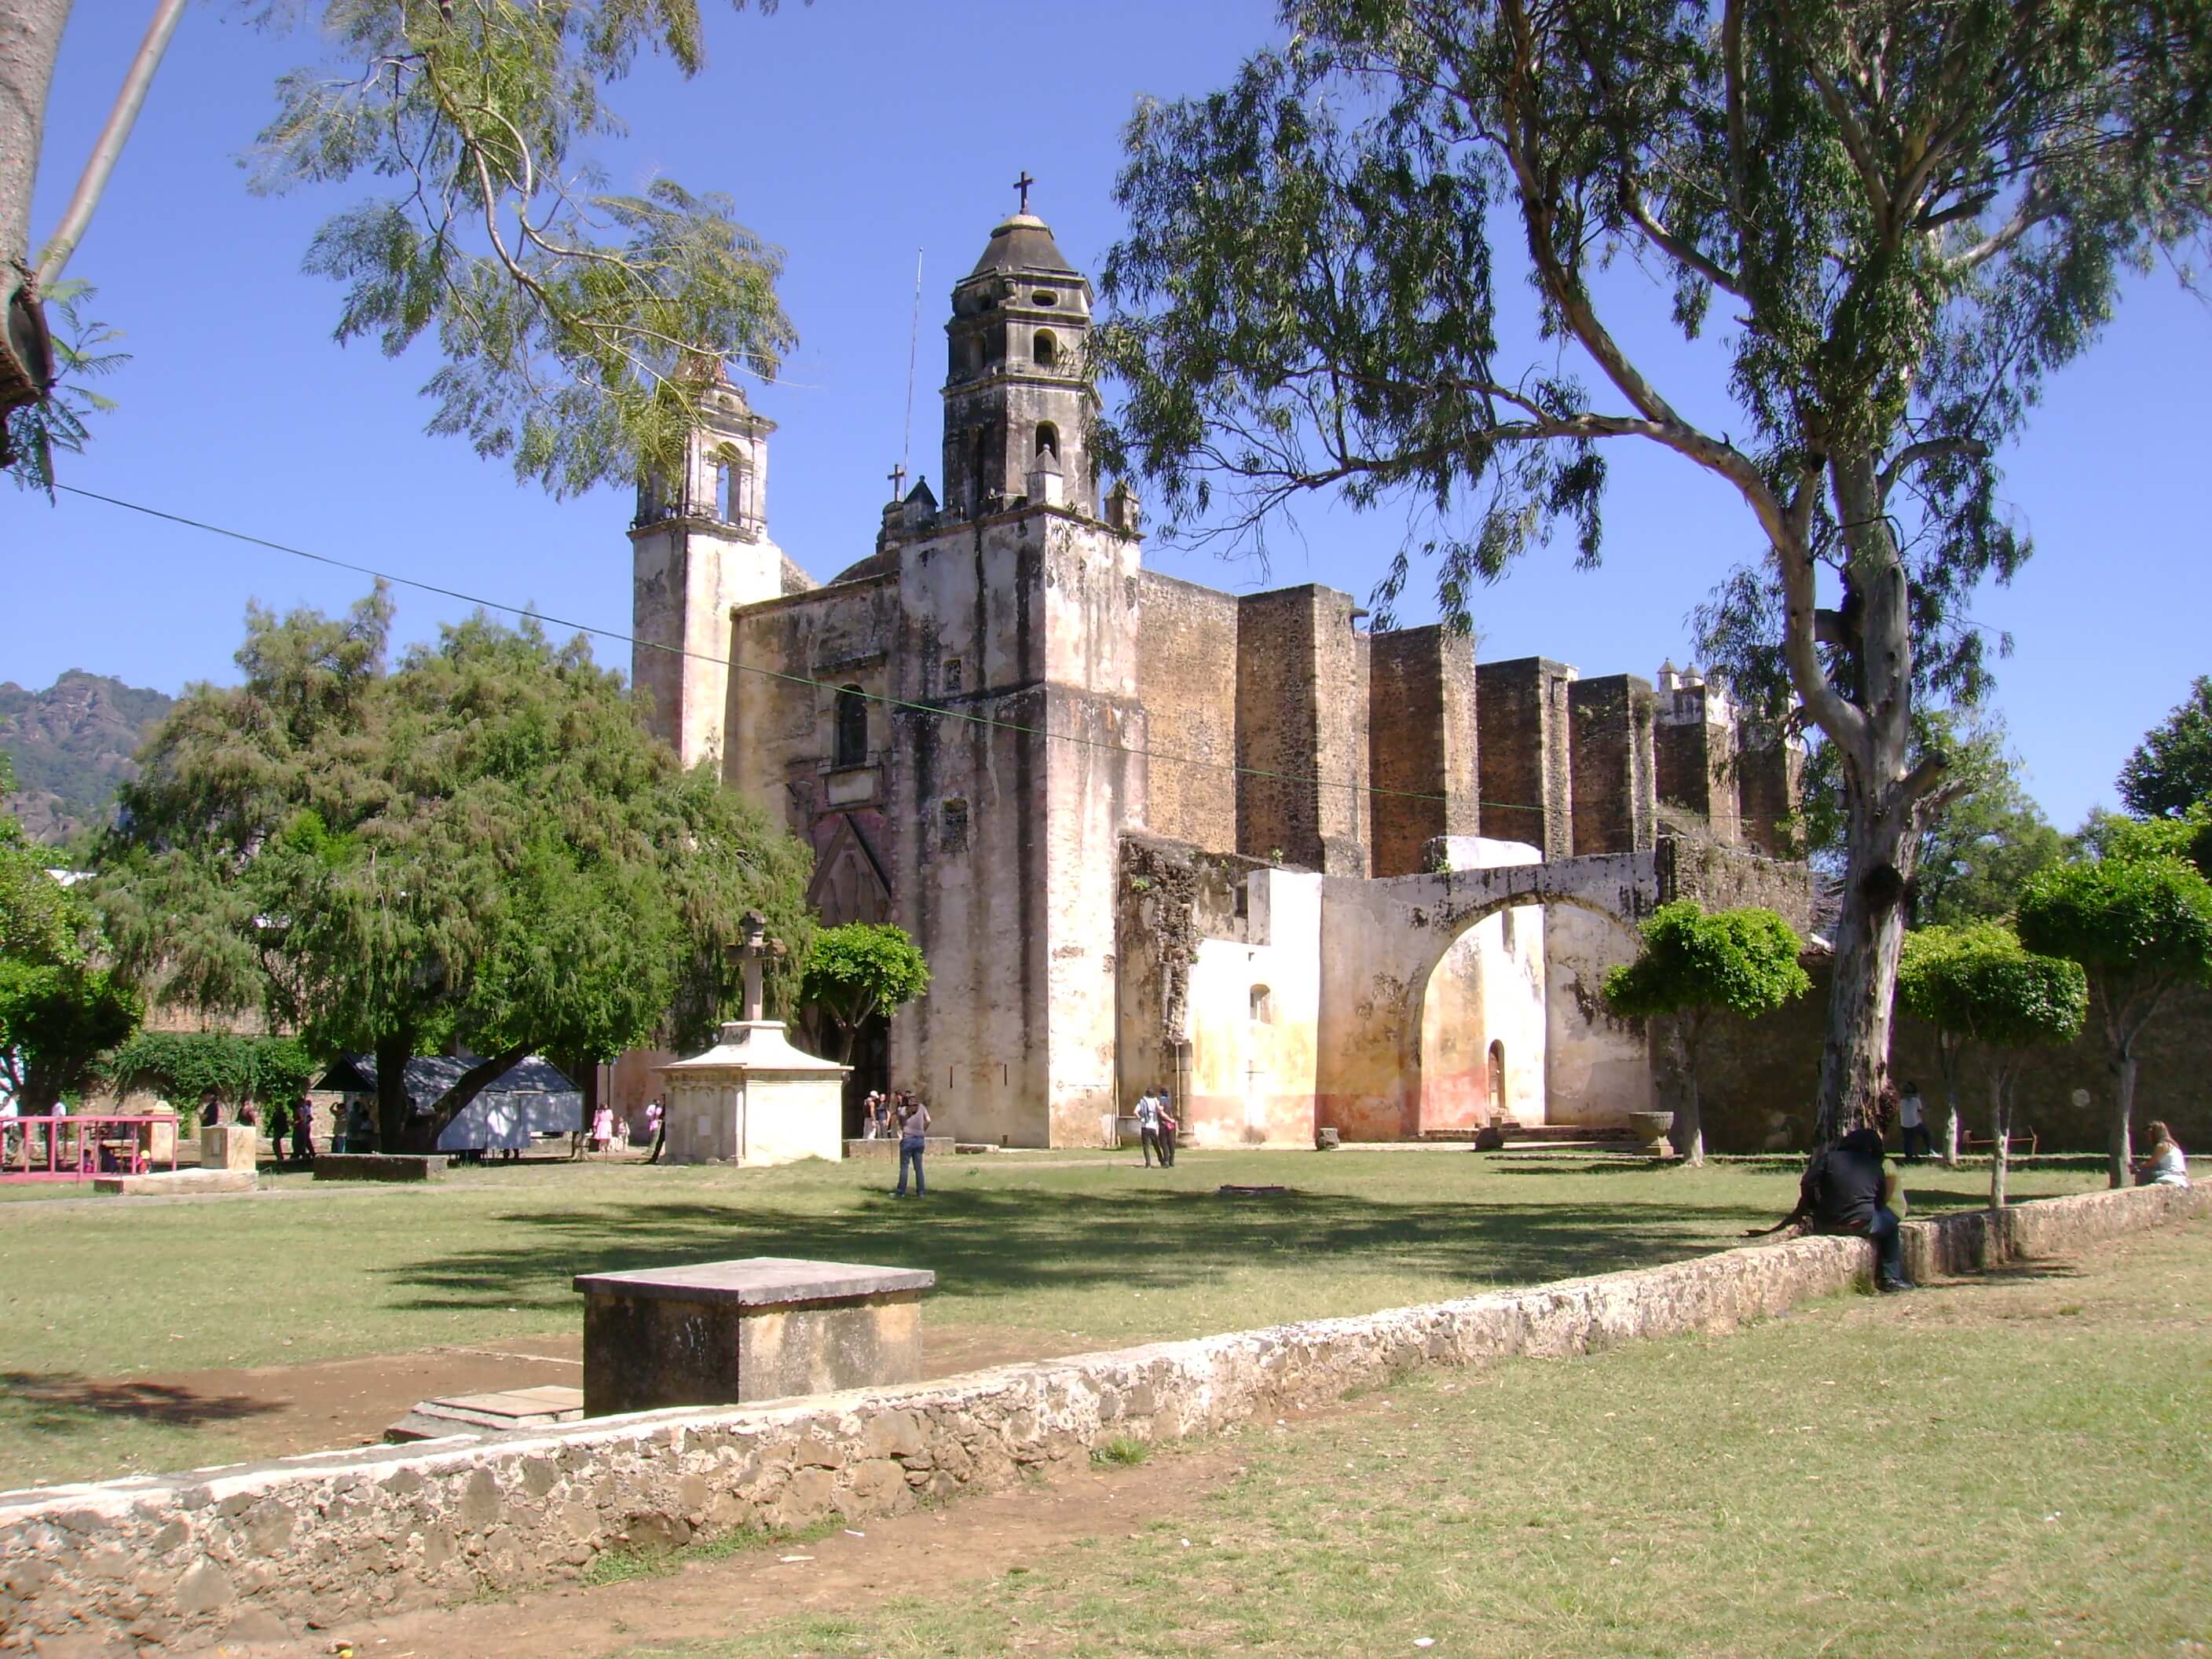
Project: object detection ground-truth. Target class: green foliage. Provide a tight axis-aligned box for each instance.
[1,282,128,497]
[93,588,813,1144]
[103,1031,316,1108]
[1897,925,2088,1054]
[0,765,141,1108]
[244,0,797,497]
[1602,903,1811,1034]
[798,922,929,1060]
[2117,676,2212,819]
[2017,853,2212,990]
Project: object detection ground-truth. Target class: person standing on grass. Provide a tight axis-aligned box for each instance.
[290,1096,314,1163]
[1156,1092,1178,1167]
[892,1093,931,1197]
[1749,1122,1915,1292]
[1135,1088,1163,1167]
[1898,1082,1931,1163]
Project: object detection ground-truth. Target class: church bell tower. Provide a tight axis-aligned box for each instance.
[628,365,785,770]
[941,181,1099,521]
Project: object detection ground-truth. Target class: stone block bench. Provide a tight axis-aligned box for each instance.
[573,1256,934,1415]
[92,1168,256,1197]
[312,1153,449,1182]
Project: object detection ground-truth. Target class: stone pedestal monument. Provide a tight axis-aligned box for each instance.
[658,911,848,1166]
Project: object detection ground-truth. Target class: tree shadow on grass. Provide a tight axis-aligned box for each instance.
[0,1371,281,1435]
[381,1185,1783,1322]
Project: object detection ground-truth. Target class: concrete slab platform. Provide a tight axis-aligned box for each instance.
[92,1168,256,1196]
[386,1384,584,1442]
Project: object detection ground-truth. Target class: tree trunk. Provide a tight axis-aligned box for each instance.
[2107,1042,2137,1191]
[372,1032,413,1153]
[1804,456,1925,1148]
[1936,1033,1963,1167]
[408,1046,531,1152]
[0,0,71,269]
[1672,1020,1704,1167]
[1987,1064,2011,1212]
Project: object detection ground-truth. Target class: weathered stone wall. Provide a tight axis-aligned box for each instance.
[1541,904,1653,1126]
[1367,626,1479,877]
[1566,673,1656,857]
[1735,720,1804,859]
[9,1186,2198,1652]
[1654,837,1817,935]
[1133,572,1240,853]
[1654,683,1741,846]
[1695,960,2212,1154]
[1475,657,1577,859]
[1236,586,1370,877]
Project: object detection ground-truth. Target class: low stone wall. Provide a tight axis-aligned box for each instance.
[312,1154,449,1183]
[90,1169,255,1197]
[841,1136,954,1161]
[3,1184,2201,1653]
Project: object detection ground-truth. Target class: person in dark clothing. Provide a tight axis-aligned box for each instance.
[1751,1126,1914,1291]
[289,1096,314,1162]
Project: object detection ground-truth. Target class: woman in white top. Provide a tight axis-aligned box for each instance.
[2141,1120,2189,1188]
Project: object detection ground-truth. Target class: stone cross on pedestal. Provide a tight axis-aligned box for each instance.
[728,908,786,1023]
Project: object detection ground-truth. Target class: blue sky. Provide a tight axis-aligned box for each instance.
[6,2,2206,833]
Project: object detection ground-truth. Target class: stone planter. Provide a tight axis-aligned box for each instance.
[1627,1110,1676,1159]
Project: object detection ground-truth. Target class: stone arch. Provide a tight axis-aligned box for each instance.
[1408,890,1646,1134]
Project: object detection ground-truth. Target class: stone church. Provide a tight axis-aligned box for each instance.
[626,201,1810,1148]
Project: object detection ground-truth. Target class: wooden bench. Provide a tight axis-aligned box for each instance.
[1959,1128,2038,1158]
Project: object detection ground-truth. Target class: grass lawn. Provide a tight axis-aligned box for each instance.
[0,1148,2108,1492]
[612,1213,2212,1659]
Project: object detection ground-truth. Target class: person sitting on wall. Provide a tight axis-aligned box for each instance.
[2137,1121,2190,1188]
[1748,1119,1915,1292]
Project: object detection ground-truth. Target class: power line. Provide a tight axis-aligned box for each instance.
[53,482,1565,817]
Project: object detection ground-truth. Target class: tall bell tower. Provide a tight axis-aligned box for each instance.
[941,178,1099,521]
[629,366,784,770]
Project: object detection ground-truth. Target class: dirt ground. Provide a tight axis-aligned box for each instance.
[35,1324,1096,1478]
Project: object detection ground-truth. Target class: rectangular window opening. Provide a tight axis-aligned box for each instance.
[940,797,971,854]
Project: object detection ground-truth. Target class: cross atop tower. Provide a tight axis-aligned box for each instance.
[1013,170,1035,215]
[888,462,907,500]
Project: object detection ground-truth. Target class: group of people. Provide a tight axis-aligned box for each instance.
[861,1090,934,1196]
[1132,1086,1178,1167]
[201,1090,319,1160]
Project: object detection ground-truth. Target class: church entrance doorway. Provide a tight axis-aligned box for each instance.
[840,1013,889,1138]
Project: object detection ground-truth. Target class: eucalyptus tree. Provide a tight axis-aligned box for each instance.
[1602,900,1810,1165]
[94,588,814,1150]
[2,1,795,493]
[1098,0,2212,1141]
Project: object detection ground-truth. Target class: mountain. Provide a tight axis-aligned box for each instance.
[0,671,175,845]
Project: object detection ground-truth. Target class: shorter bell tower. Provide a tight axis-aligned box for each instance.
[629,367,785,770]
[941,184,1099,521]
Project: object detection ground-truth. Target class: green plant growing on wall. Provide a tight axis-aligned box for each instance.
[2018,848,2212,1188]
[102,1031,315,1113]
[797,923,930,1065]
[1603,902,1809,1166]
[1895,925,2086,1209]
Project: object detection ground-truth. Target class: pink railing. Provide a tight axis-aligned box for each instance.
[0,1114,182,1182]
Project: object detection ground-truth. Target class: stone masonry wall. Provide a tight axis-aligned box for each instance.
[1567,673,1656,856]
[1235,586,1370,876]
[1133,572,1240,854]
[1368,627,1478,877]
[5,1186,2199,1652]
[1476,657,1576,859]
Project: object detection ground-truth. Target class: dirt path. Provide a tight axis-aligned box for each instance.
[24,1324,1097,1481]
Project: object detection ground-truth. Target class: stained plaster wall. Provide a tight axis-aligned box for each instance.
[883,507,1145,1148]
[1541,905,1654,1126]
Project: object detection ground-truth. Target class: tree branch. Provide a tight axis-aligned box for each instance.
[1877,435,1990,503]
[1619,179,1745,298]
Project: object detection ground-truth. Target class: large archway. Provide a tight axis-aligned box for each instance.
[1409,892,1647,1133]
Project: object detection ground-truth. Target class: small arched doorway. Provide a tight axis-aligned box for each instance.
[1487,1039,1507,1122]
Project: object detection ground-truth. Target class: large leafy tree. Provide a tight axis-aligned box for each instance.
[1602,900,1809,1165]
[797,922,931,1064]
[2,1,794,493]
[2017,843,2212,1188]
[1097,0,2212,1143]
[0,756,141,1109]
[94,589,813,1150]
[1896,923,2085,1209]
[2116,674,2212,820]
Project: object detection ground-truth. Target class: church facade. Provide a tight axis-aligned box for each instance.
[627,204,1810,1148]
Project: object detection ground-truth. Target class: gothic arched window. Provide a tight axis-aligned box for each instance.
[834,685,868,769]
